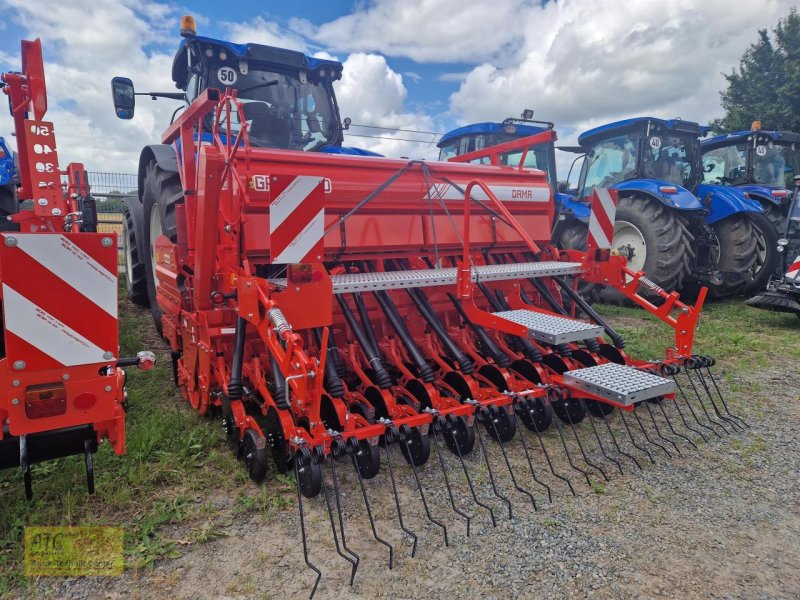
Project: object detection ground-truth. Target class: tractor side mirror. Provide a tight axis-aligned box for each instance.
[111,77,135,119]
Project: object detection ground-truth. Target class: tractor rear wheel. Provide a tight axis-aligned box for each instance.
[141,161,183,334]
[744,212,780,293]
[707,213,759,298]
[122,196,149,306]
[613,196,693,294]
[757,200,784,229]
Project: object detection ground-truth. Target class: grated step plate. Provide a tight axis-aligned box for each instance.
[270,261,582,294]
[562,363,676,406]
[491,309,604,344]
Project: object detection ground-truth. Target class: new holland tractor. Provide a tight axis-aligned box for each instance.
[111,17,745,596]
[0,136,17,229]
[701,123,800,230]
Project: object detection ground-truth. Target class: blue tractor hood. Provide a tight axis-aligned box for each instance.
[171,35,344,89]
[0,137,15,186]
[695,183,762,224]
[438,121,549,148]
[609,178,704,211]
[555,192,590,222]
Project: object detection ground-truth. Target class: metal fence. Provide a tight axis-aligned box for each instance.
[88,171,137,271]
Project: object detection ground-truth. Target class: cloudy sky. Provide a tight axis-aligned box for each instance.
[0,0,795,181]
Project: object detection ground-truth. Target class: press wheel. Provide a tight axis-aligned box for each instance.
[399,427,431,466]
[444,416,476,455]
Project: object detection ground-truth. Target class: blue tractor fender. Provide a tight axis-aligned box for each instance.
[320,146,383,157]
[695,183,763,225]
[734,183,786,208]
[610,179,705,211]
[555,192,590,223]
[0,137,15,186]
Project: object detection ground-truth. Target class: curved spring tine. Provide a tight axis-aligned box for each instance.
[703,366,749,429]
[552,414,593,486]
[599,409,641,469]
[350,453,393,569]
[447,422,497,527]
[563,404,609,482]
[643,401,681,455]
[673,375,718,439]
[658,400,697,449]
[619,410,656,464]
[402,432,449,547]
[487,411,537,511]
[580,400,623,475]
[692,368,743,432]
[330,458,361,585]
[431,427,472,536]
[683,370,730,434]
[383,443,418,557]
[632,407,672,458]
[515,405,553,502]
[294,459,322,599]
[474,418,513,519]
[322,462,359,584]
[525,405,575,495]
[669,389,708,443]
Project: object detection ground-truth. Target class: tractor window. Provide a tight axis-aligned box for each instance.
[207,64,339,151]
[500,144,555,184]
[702,145,747,184]
[752,143,800,188]
[580,134,638,196]
[642,132,699,189]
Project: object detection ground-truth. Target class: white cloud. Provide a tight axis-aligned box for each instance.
[221,16,308,53]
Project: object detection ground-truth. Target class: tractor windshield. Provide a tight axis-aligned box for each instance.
[751,143,800,188]
[205,63,339,151]
[579,133,639,197]
[702,144,748,184]
[641,131,700,189]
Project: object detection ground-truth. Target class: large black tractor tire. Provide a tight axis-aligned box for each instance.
[757,200,784,229]
[707,213,759,298]
[597,196,693,303]
[122,196,149,307]
[744,211,780,293]
[556,219,601,304]
[0,185,19,232]
[141,161,183,335]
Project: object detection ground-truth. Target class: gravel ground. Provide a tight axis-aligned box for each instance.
[30,355,800,600]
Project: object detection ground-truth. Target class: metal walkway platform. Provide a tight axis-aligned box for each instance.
[271,261,582,294]
[562,363,676,406]
[491,309,604,344]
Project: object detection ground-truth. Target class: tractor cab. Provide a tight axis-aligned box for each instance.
[701,127,800,227]
[576,117,707,208]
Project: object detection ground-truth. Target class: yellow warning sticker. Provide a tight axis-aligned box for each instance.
[24,526,123,576]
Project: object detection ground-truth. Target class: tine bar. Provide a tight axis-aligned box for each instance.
[474,414,513,519]
[445,417,497,527]
[381,433,418,557]
[580,400,624,475]
[619,411,656,464]
[431,423,472,536]
[599,410,641,469]
[486,406,537,510]
[632,407,672,458]
[643,401,681,455]
[294,453,322,599]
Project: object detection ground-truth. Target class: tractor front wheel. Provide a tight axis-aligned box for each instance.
[708,213,759,298]
[122,196,149,306]
[744,212,780,293]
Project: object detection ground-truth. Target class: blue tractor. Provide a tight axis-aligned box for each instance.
[700,125,800,229]
[571,117,778,297]
[0,136,17,228]
[437,115,591,250]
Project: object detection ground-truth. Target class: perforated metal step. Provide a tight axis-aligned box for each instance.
[270,261,582,294]
[491,309,604,344]
[562,363,675,406]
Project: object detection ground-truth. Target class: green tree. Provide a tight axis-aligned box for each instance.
[712,8,800,133]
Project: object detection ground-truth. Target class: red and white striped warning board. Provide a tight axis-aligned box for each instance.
[0,233,118,369]
[268,175,325,264]
[587,187,619,251]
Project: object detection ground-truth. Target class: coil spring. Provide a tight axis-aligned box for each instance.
[268,307,292,336]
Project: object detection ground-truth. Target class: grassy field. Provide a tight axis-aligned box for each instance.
[0,294,798,596]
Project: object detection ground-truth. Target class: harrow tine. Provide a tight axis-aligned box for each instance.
[486,407,537,511]
[632,406,672,458]
[445,419,497,527]
[599,410,641,469]
[294,456,322,600]
[348,442,393,569]
[563,405,609,482]
[330,458,361,585]
[580,400,623,475]
[672,374,719,439]
[619,410,656,464]
[702,364,749,429]
[323,461,360,584]
[683,369,731,434]
[642,401,681,455]
[657,400,697,450]
[514,402,553,502]
[691,366,743,432]
[400,426,449,547]
[431,424,472,536]
[474,414,513,519]
[382,438,418,557]
[669,389,708,443]
[552,414,593,486]
[524,404,576,495]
